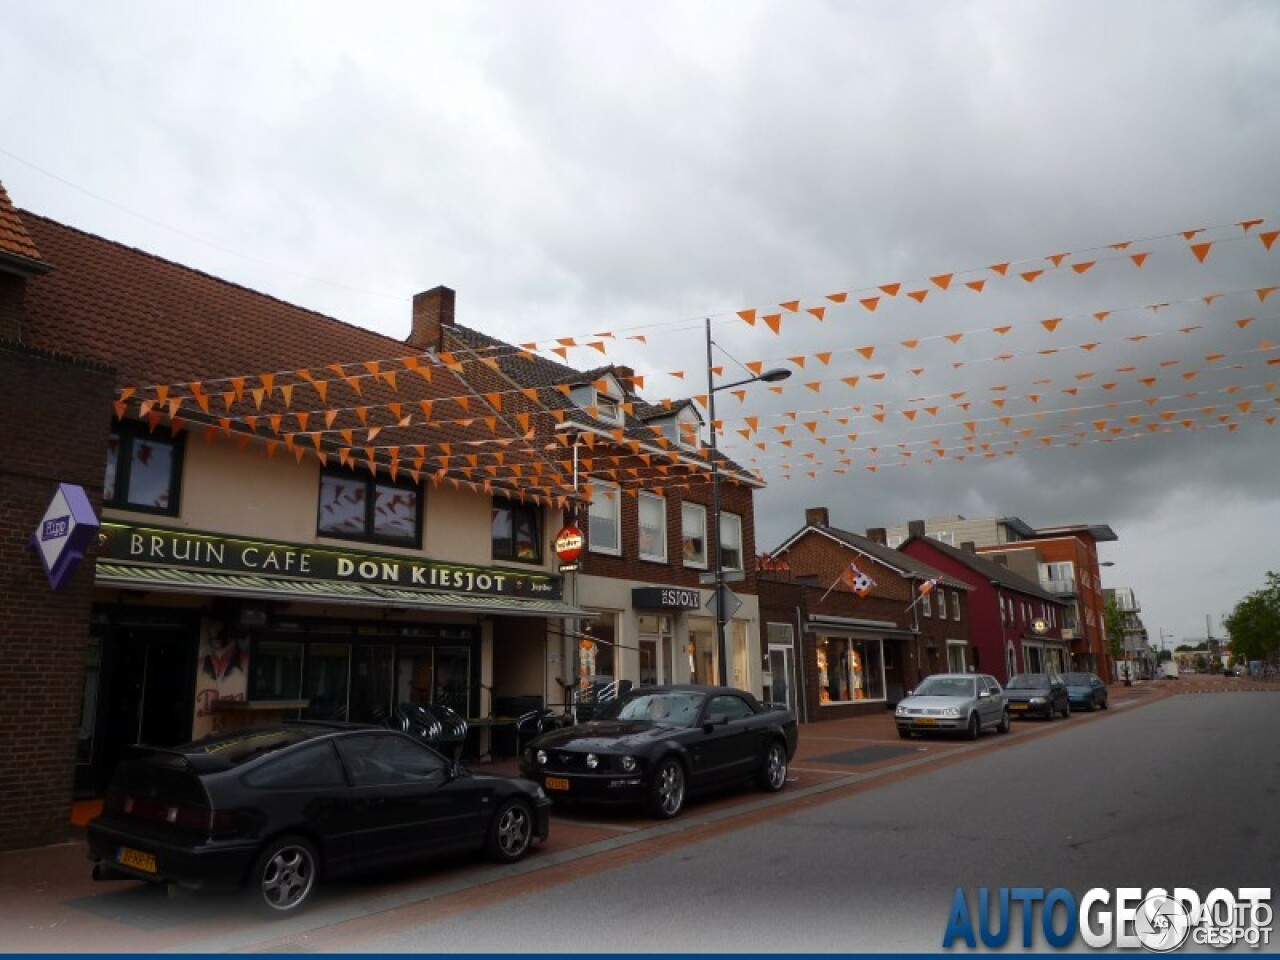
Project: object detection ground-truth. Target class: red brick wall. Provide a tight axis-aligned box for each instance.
[0,342,115,851]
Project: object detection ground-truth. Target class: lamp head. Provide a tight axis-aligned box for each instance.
[759,368,792,383]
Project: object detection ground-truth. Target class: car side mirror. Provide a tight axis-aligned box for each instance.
[978,690,990,699]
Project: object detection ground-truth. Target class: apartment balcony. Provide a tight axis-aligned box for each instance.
[1041,577,1078,596]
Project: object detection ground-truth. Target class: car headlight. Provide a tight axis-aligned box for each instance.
[586,753,599,769]
[619,755,637,772]
[1030,697,1047,705]
[895,705,908,716]
[535,749,548,765]
[941,707,961,718]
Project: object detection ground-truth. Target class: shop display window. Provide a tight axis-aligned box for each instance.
[817,637,886,704]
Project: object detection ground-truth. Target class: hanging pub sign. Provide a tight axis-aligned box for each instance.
[31,483,100,591]
[554,525,585,564]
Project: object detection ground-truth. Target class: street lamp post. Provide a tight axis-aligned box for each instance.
[705,317,791,687]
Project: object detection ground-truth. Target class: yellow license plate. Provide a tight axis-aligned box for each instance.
[1010,703,1028,710]
[118,846,157,873]
[545,776,570,791]
[914,718,937,726]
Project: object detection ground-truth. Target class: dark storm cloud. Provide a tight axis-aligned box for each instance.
[2,0,1277,641]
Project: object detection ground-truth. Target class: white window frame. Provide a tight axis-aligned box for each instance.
[951,590,961,621]
[922,589,932,618]
[588,480,621,555]
[681,502,708,568]
[595,388,623,426]
[637,492,668,563]
[719,511,744,572]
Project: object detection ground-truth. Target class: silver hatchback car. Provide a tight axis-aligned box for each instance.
[895,673,1010,740]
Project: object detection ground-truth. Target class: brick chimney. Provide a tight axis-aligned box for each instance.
[908,520,926,538]
[805,507,830,528]
[865,527,887,545]
[409,286,456,351]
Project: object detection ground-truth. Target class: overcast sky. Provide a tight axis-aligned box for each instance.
[4,0,1278,648]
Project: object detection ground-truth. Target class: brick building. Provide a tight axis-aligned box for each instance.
[758,507,970,722]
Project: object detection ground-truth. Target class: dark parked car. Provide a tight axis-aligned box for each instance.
[519,684,798,819]
[1062,672,1109,711]
[87,722,550,915]
[1004,672,1071,720]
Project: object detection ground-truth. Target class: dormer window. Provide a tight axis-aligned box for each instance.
[661,408,701,451]
[569,374,626,427]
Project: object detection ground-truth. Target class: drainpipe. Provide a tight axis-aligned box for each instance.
[794,605,809,724]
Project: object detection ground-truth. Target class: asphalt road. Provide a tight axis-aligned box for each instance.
[327,693,1279,954]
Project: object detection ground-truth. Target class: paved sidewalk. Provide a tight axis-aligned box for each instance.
[3,676,1266,953]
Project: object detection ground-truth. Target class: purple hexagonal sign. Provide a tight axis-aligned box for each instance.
[31,483,100,591]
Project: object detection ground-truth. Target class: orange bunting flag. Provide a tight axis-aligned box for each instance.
[1021,270,1043,283]
[989,263,1009,276]
[763,314,783,334]
[860,296,880,312]
[1258,287,1278,302]
[1072,261,1096,274]
[945,333,964,344]
[1130,252,1150,267]
[1259,231,1279,251]
[856,346,875,360]
[993,325,1012,336]
[1190,242,1213,263]
[827,291,848,303]
[880,283,901,296]
[1040,318,1063,332]
[907,289,929,303]
[930,273,953,290]
[780,300,800,313]
[965,279,986,292]
[737,309,757,325]
[901,339,919,350]
[807,306,827,321]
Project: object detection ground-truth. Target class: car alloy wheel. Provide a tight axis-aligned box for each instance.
[997,709,1011,734]
[486,799,534,863]
[967,714,980,740]
[650,758,686,818]
[757,740,788,792]
[252,835,318,915]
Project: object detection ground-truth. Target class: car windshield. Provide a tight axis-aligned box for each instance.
[596,692,705,726]
[1006,675,1049,691]
[1062,673,1093,685]
[914,676,977,698]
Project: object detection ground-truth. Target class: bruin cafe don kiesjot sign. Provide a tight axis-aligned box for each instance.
[99,522,563,600]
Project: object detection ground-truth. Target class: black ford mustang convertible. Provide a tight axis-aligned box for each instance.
[520,684,799,818]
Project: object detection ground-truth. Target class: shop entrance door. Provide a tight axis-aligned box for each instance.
[92,620,196,793]
[764,644,796,712]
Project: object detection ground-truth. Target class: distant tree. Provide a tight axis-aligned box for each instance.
[1223,571,1280,663]
[1104,596,1126,660]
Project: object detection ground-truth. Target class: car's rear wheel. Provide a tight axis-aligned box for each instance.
[757,740,788,792]
[966,713,980,740]
[1101,697,1109,710]
[250,835,318,916]
[649,757,686,818]
[997,709,1011,734]
[1062,700,1071,718]
[485,799,534,863]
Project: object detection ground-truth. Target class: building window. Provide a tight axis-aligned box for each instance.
[720,512,744,571]
[682,501,707,567]
[492,497,541,563]
[922,589,932,618]
[637,492,667,562]
[947,640,967,673]
[588,481,621,554]
[104,422,184,515]
[317,469,421,547]
[951,590,961,620]
[817,637,885,704]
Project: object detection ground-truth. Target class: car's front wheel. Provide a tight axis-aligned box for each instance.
[250,835,318,916]
[1062,700,1071,718]
[757,740,788,792]
[485,799,534,863]
[897,727,912,740]
[649,757,686,818]
[966,713,980,740]
[997,709,1011,734]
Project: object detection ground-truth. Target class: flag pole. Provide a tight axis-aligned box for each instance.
[817,570,847,605]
